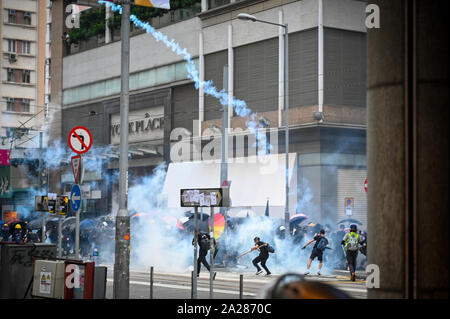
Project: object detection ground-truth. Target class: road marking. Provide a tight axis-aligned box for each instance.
[106,279,256,297]
[322,280,366,284]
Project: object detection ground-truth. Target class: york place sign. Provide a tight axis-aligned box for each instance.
[110,106,164,145]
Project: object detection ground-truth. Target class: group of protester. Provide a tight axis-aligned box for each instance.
[0,222,41,243]
[193,222,367,282]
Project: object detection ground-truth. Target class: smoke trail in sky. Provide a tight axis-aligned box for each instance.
[98,0,270,155]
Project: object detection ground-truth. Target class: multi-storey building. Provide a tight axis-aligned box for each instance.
[51,0,368,227]
[0,0,47,218]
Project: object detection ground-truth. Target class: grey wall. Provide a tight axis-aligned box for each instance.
[289,28,318,107]
[0,243,56,298]
[204,50,228,121]
[172,83,198,133]
[234,37,279,114]
[324,27,366,107]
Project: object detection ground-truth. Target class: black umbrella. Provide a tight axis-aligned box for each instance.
[182,211,210,233]
[27,217,44,230]
[46,217,59,229]
[62,217,76,233]
[337,218,362,226]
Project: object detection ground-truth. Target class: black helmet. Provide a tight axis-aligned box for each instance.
[350,224,357,231]
[254,237,260,242]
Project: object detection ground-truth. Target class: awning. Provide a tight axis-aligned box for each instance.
[162,153,297,218]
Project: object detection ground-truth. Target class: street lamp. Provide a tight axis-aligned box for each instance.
[237,13,290,231]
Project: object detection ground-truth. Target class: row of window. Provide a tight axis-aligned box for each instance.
[7,39,31,54]
[7,9,32,25]
[7,68,31,83]
[5,97,31,113]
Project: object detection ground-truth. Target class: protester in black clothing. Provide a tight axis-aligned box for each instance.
[251,237,271,276]
[192,232,217,279]
[24,229,40,243]
[302,229,329,275]
[0,224,9,241]
[12,224,24,243]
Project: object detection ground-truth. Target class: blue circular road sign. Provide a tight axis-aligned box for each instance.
[70,184,82,211]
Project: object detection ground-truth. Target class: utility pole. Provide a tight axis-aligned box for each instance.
[113,0,130,299]
[39,131,46,243]
[220,66,228,219]
[284,24,289,232]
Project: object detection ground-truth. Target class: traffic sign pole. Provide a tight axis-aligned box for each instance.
[114,0,131,299]
[75,206,80,259]
[193,206,198,299]
[209,207,214,299]
[58,215,62,257]
[70,184,82,259]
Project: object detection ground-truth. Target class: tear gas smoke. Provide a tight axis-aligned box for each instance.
[99,0,270,156]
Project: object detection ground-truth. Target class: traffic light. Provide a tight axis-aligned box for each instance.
[59,196,69,215]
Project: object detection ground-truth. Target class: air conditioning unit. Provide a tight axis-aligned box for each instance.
[24,12,32,17]
[9,53,17,62]
[9,9,16,15]
[7,97,15,103]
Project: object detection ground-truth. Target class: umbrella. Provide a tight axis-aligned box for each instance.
[208,213,225,239]
[62,217,76,233]
[27,217,44,230]
[79,218,97,230]
[182,212,210,233]
[337,218,362,226]
[289,214,309,228]
[46,218,59,229]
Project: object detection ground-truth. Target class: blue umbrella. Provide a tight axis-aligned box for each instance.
[289,214,309,229]
[79,218,97,230]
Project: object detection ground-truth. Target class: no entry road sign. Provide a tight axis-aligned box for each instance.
[364,178,368,193]
[70,184,82,211]
[68,126,92,154]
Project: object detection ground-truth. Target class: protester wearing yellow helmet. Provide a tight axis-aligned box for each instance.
[12,223,24,243]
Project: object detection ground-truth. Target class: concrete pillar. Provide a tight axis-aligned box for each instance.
[367,0,448,298]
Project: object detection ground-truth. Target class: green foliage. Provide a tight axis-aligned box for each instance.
[69,0,201,44]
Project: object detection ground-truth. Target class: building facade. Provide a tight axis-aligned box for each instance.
[0,0,47,218]
[53,0,368,227]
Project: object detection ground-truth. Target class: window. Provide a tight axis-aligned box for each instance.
[24,12,32,25]
[22,99,30,112]
[22,41,31,54]
[8,9,16,24]
[5,98,30,113]
[22,70,30,83]
[8,39,16,52]
[7,68,16,82]
[6,98,16,111]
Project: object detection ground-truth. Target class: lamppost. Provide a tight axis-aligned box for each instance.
[237,13,290,231]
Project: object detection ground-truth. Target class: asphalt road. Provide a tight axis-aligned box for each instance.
[104,266,367,299]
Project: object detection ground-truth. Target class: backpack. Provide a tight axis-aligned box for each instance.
[316,237,328,252]
[199,236,211,250]
[266,244,275,254]
[346,233,360,251]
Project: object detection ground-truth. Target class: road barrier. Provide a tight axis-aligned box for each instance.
[191,270,194,299]
[239,274,244,299]
[150,266,154,299]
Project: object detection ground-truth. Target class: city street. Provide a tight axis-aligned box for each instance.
[104,266,367,299]
[0,0,447,302]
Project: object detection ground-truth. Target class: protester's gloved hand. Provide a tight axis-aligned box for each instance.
[302,246,306,250]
